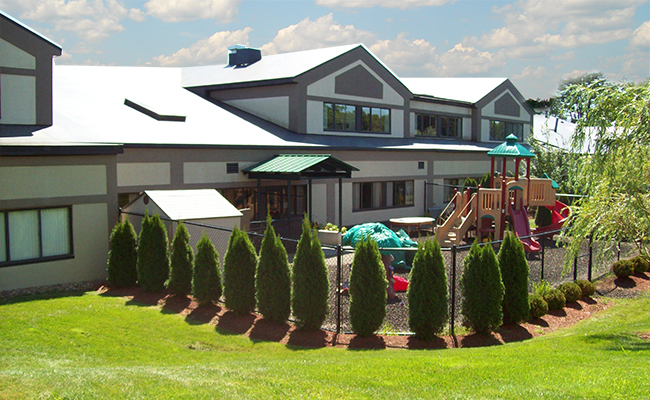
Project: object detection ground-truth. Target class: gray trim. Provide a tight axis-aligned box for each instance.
[0,144,123,156]
[335,65,383,99]
[494,93,520,117]
[412,95,473,108]
[0,67,37,76]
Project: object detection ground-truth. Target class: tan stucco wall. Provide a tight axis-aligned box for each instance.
[0,165,107,200]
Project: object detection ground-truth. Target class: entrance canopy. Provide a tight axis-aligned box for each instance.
[242,154,358,180]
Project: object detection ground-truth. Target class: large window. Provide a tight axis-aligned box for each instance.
[0,207,73,266]
[220,185,307,220]
[416,114,461,138]
[324,102,390,133]
[490,120,523,141]
[354,180,414,211]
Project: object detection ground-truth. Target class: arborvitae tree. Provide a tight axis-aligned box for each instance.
[407,238,448,340]
[223,227,258,314]
[137,213,170,292]
[192,233,222,306]
[498,231,530,324]
[255,214,291,323]
[292,216,329,330]
[166,222,193,296]
[107,219,138,287]
[461,240,504,334]
[349,236,387,337]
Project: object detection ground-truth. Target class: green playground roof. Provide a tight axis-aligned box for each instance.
[242,154,359,180]
[487,134,535,158]
[542,173,560,189]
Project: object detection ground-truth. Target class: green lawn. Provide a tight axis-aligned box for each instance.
[1,290,648,399]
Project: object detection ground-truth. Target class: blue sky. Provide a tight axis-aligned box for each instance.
[1,0,648,98]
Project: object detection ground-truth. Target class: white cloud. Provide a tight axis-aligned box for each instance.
[436,44,503,76]
[369,34,439,75]
[144,0,240,23]
[513,65,547,80]
[260,14,374,55]
[630,21,650,48]
[150,27,252,67]
[315,0,453,9]
[551,51,575,61]
[129,8,146,23]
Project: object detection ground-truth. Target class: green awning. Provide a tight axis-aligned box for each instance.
[487,134,535,158]
[243,154,359,180]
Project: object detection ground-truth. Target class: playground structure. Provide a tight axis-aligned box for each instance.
[435,134,570,252]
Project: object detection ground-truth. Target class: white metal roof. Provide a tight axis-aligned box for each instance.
[402,77,507,103]
[142,189,242,220]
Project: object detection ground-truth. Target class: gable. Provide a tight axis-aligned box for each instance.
[0,38,36,69]
[494,93,520,117]
[335,65,382,99]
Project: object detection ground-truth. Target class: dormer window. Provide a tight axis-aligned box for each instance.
[323,102,390,134]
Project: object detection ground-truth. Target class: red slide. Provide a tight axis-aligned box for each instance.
[508,203,541,253]
[532,200,571,237]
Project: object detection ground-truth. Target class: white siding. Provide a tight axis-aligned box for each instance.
[352,160,427,179]
[433,160,492,176]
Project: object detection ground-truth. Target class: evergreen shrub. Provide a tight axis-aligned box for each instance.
[166,222,193,296]
[544,288,566,310]
[349,236,387,337]
[461,241,504,334]
[558,282,582,303]
[292,216,329,330]
[528,294,549,318]
[192,233,222,306]
[107,219,138,287]
[631,255,649,274]
[574,279,595,297]
[137,214,170,292]
[407,238,448,340]
[498,231,530,324]
[535,205,553,228]
[612,259,634,278]
[256,215,291,323]
[223,227,258,314]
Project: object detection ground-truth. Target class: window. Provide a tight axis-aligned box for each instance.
[353,181,414,211]
[324,102,390,133]
[0,207,73,266]
[416,114,461,138]
[490,120,523,141]
[226,163,239,174]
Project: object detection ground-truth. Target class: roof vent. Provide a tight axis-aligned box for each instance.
[228,44,261,67]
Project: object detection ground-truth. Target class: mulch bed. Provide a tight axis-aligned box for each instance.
[96,270,650,350]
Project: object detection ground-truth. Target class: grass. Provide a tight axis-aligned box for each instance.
[1,290,649,399]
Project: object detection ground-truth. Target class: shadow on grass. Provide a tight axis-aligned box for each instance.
[286,329,329,349]
[584,332,650,352]
[160,294,192,315]
[216,311,256,335]
[125,290,167,307]
[460,332,502,348]
[0,290,88,306]
[249,318,290,343]
[184,303,221,325]
[406,335,448,350]
[348,335,386,350]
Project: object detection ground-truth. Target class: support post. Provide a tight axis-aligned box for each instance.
[338,177,343,231]
[588,233,593,281]
[309,178,313,223]
[256,179,262,221]
[540,234,546,281]
[450,244,457,339]
[336,244,342,334]
[573,256,578,281]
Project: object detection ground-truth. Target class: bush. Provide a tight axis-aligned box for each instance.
[535,205,553,228]
[166,222,193,296]
[407,238,448,340]
[533,280,553,297]
[559,282,582,303]
[192,234,222,306]
[137,214,170,292]
[612,259,634,278]
[631,255,649,274]
[223,227,258,314]
[574,279,595,298]
[349,236,387,337]
[461,241,504,334]
[463,177,478,193]
[544,288,566,310]
[529,294,549,318]
[498,231,530,324]
[107,219,138,287]
[292,216,329,330]
[256,215,291,323]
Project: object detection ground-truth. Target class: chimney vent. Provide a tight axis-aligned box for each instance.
[228,45,261,67]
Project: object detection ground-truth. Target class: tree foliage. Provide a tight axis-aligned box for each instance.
[255,214,292,323]
[166,222,194,296]
[498,232,530,324]
[349,236,387,337]
[223,227,258,314]
[136,214,170,292]
[461,241,504,334]
[556,78,650,260]
[107,219,138,287]
[407,238,448,340]
[291,216,329,330]
[192,233,222,306]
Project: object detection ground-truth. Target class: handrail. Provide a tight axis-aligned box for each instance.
[436,191,460,226]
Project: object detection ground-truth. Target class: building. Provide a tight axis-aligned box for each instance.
[0,11,534,291]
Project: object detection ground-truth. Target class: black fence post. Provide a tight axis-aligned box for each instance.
[540,234,546,281]
[450,244,457,338]
[336,244,342,335]
[573,255,578,281]
[587,233,594,282]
